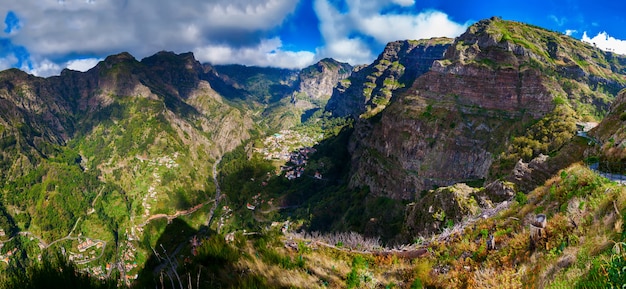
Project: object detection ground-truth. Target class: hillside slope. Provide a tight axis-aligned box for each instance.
[0,51,257,279]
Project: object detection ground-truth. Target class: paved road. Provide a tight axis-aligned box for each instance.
[589,162,626,185]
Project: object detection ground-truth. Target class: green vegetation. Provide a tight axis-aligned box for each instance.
[1,17,626,289]
[495,104,577,174]
[514,191,528,205]
[0,253,119,289]
[346,255,370,288]
[411,164,626,288]
[1,149,104,241]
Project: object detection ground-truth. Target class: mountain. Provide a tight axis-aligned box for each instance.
[296,58,353,101]
[0,50,354,283]
[2,16,626,289]
[292,58,352,118]
[344,17,626,201]
[589,88,626,172]
[326,38,452,118]
[209,59,352,130]
[0,51,255,248]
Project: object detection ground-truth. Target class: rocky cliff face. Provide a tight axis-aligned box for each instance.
[325,38,452,118]
[347,17,626,200]
[589,89,626,172]
[297,58,352,100]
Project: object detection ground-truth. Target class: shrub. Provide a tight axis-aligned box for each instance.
[410,278,424,289]
[346,256,369,289]
[515,192,528,205]
[605,243,626,288]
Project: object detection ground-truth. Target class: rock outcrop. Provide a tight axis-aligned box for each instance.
[404,183,481,236]
[296,58,352,101]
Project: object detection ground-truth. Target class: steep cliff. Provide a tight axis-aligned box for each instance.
[325,38,452,118]
[296,58,352,100]
[588,89,626,172]
[347,17,626,200]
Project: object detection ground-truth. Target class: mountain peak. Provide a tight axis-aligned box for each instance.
[0,67,32,80]
[102,52,137,64]
[147,51,197,62]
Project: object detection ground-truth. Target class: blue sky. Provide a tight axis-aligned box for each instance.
[1,0,625,77]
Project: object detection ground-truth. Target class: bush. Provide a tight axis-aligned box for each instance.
[605,243,626,288]
[346,256,369,289]
[515,192,528,205]
[410,278,424,289]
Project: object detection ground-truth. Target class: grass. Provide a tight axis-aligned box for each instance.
[3,163,622,288]
[417,164,626,288]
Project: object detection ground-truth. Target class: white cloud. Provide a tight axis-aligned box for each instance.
[313,0,469,65]
[1,0,300,71]
[0,55,18,71]
[582,31,626,55]
[565,29,578,36]
[356,10,468,44]
[2,0,470,73]
[549,15,567,27]
[24,57,102,77]
[392,0,415,6]
[66,58,102,72]
[194,38,315,69]
[317,38,374,65]
[28,59,62,77]
[313,0,374,64]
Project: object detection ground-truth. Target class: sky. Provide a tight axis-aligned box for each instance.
[1,0,625,77]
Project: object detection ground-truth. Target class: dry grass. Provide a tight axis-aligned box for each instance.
[472,267,523,289]
[231,232,416,288]
[220,164,626,288]
[290,231,384,252]
[237,242,321,288]
[416,164,626,288]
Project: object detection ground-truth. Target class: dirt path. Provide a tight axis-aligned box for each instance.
[141,201,213,225]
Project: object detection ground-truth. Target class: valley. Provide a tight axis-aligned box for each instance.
[1,16,626,288]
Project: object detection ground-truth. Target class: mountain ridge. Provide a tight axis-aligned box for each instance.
[1,16,626,288]
[345,16,626,200]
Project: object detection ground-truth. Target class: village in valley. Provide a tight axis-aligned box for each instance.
[254,129,324,181]
[0,125,331,287]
